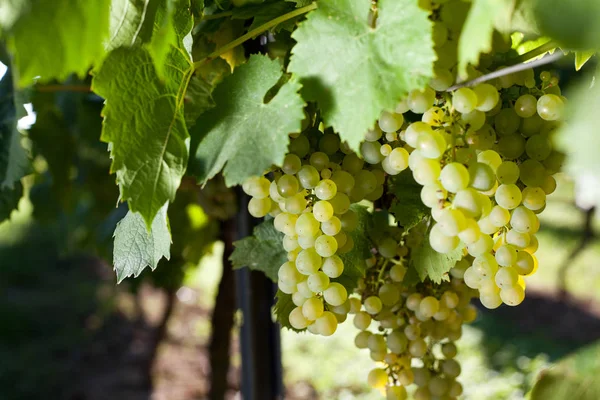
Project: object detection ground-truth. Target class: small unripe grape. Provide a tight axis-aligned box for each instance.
[277,174,299,198]
[364,296,383,315]
[409,338,428,357]
[514,94,537,118]
[368,334,387,353]
[379,283,401,306]
[354,331,372,348]
[442,342,457,358]
[353,311,372,330]
[379,111,404,133]
[390,264,407,282]
[386,330,409,353]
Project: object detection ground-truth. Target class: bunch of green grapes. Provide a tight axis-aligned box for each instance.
[348,224,477,400]
[242,126,402,336]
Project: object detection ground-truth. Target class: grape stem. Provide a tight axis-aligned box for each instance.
[193,3,318,69]
[505,41,558,66]
[445,51,564,92]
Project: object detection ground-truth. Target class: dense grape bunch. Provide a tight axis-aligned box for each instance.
[241,0,567,397]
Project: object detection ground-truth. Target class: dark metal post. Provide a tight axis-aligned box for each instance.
[234,190,284,400]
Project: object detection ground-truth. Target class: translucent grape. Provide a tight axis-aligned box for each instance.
[342,153,364,175]
[364,296,383,315]
[525,134,552,161]
[289,135,310,158]
[514,250,535,275]
[407,87,436,114]
[354,331,371,348]
[494,108,521,136]
[412,158,441,185]
[378,237,398,259]
[379,283,401,306]
[496,161,520,184]
[409,338,428,357]
[302,297,324,320]
[495,184,522,210]
[495,266,519,288]
[354,170,378,194]
[314,311,338,336]
[537,94,565,121]
[458,218,482,244]
[417,130,447,159]
[500,285,525,306]
[285,192,308,215]
[361,140,385,164]
[309,152,329,171]
[420,182,447,208]
[313,200,334,222]
[289,306,310,329]
[314,234,338,257]
[354,311,372,330]
[440,162,470,193]
[473,83,500,112]
[295,212,320,237]
[322,255,344,278]
[419,296,440,319]
[429,68,453,92]
[429,223,459,253]
[386,385,408,400]
[379,111,405,133]
[453,188,483,219]
[390,264,407,282]
[321,216,341,236]
[367,368,388,389]
[422,106,445,126]
[330,192,351,215]
[248,197,272,218]
[274,212,298,236]
[497,134,525,160]
[242,176,270,198]
[489,205,510,227]
[323,282,348,306]
[295,248,322,275]
[465,124,496,151]
[307,271,330,293]
[477,150,502,171]
[330,170,355,194]
[467,234,494,257]
[522,187,546,211]
[453,87,478,114]
[278,261,301,285]
[514,94,537,118]
[479,290,502,309]
[297,165,320,189]
[405,122,433,148]
[297,234,316,249]
[543,151,565,175]
[365,126,383,142]
[314,179,337,200]
[384,148,410,173]
[461,109,486,130]
[495,244,518,267]
[437,208,467,236]
[282,154,302,175]
[510,206,538,233]
[340,210,358,231]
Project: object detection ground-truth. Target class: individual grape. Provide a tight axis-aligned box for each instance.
[296,281,313,298]
[309,152,329,171]
[330,192,351,215]
[297,234,317,249]
[461,109,486,130]
[379,283,401,306]
[296,212,320,237]
[420,182,447,208]
[340,210,358,231]
[354,311,372,330]
[302,297,324,320]
[282,154,302,175]
[429,223,460,253]
[274,212,298,236]
[409,338,428,357]
[407,87,436,114]
[385,147,410,172]
[419,296,440,319]
[368,334,387,353]
[495,266,519,288]
[354,330,372,348]
[510,206,538,233]
[292,291,308,307]
[315,179,337,200]
[514,250,535,275]
[441,342,457,358]
[412,158,442,185]
[365,127,383,142]
[297,165,320,189]
[473,83,500,112]
[313,200,334,222]
[514,94,538,118]
[497,134,525,159]
[319,133,340,155]
[479,289,503,309]
[285,192,308,214]
[367,368,389,389]
[289,306,310,329]
[521,114,544,137]
[449,381,463,397]
[453,188,483,219]
[477,149,502,171]
[323,282,348,306]
[361,140,385,164]
[321,216,341,236]
[440,162,470,193]
[242,176,271,198]
[417,129,447,159]
[500,285,525,306]
[405,122,433,148]
[422,106,445,126]
[378,237,397,259]
[380,144,392,157]
[525,134,552,161]
[295,248,322,275]
[519,159,546,187]
[466,162,495,191]
[541,175,557,195]
[463,266,483,289]
[307,271,330,293]
[489,205,510,227]
[379,111,405,133]
[496,161,520,184]
[289,134,310,158]
[342,153,364,174]
[458,218,482,244]
[453,87,478,114]
[331,170,355,194]
[465,124,496,151]
[277,174,299,198]
[320,169,332,180]
[495,184,522,210]
[354,170,378,194]
[537,94,564,121]
[248,197,272,218]
[506,229,530,249]
[389,265,407,283]
[494,108,521,136]
[314,311,338,336]
[543,151,565,175]
[282,235,299,252]
[478,216,499,235]
[495,244,518,267]
[314,234,338,257]
[437,208,467,236]
[278,261,301,284]
[386,385,408,400]
[467,234,494,256]
[521,187,546,211]
[364,296,383,315]
[321,256,343,279]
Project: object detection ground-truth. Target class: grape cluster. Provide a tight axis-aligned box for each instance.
[242,127,395,336]
[349,224,477,400]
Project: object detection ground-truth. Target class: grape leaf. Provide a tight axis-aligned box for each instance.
[457,0,513,78]
[388,170,429,231]
[208,19,246,72]
[3,0,111,86]
[555,73,600,210]
[288,0,434,150]
[230,218,288,281]
[92,5,194,227]
[274,289,302,331]
[286,0,313,7]
[107,0,158,50]
[575,51,596,71]
[113,203,171,283]
[410,234,464,284]
[232,0,297,33]
[0,180,22,222]
[191,54,305,186]
[336,204,373,291]
[0,68,28,190]
[530,340,600,400]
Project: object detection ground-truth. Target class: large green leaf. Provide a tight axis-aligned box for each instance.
[191,54,305,186]
[107,0,157,50]
[3,0,111,87]
[288,0,434,150]
[410,233,464,284]
[530,340,600,400]
[230,218,287,281]
[113,203,171,283]
[0,69,28,190]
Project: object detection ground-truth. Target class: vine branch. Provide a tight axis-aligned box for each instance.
[193,3,317,69]
[446,47,563,92]
[201,10,233,20]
